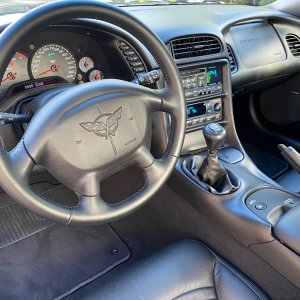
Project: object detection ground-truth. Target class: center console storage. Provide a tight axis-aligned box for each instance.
[246,188,300,225]
[246,188,300,256]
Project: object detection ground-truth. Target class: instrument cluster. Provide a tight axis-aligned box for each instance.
[0,42,106,95]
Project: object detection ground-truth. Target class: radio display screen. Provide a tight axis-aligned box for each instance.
[187,102,206,118]
[180,63,222,99]
[206,66,222,85]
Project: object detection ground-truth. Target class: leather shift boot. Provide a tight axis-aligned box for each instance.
[198,151,228,187]
[183,154,240,195]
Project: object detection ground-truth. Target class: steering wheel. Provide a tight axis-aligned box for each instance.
[0,0,185,225]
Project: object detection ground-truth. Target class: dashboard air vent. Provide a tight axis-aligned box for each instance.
[226,44,238,73]
[170,35,222,59]
[286,34,300,57]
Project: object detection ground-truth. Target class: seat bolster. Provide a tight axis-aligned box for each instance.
[92,240,217,300]
[68,240,269,300]
[214,259,267,300]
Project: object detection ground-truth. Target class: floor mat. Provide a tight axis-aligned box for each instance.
[0,183,78,248]
[0,204,53,248]
[0,224,130,300]
[243,143,289,179]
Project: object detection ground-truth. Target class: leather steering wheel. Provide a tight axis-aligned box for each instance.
[0,0,185,225]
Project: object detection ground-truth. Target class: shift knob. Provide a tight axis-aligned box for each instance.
[203,123,226,153]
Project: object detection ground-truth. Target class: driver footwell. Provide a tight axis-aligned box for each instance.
[0,183,130,300]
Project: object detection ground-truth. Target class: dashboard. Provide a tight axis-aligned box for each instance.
[0,5,299,101]
[0,4,300,154]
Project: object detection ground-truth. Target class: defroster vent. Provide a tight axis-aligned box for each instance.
[226,44,238,73]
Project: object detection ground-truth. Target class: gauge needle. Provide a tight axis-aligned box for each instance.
[1,72,17,83]
[36,65,61,77]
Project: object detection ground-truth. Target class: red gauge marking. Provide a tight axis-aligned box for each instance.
[36,65,61,77]
[0,72,17,83]
[6,52,26,70]
[16,52,27,58]
[84,58,88,69]
[8,60,14,68]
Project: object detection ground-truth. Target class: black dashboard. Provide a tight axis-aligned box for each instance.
[0,5,299,100]
[0,4,300,153]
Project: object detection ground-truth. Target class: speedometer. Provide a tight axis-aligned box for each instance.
[31,44,77,83]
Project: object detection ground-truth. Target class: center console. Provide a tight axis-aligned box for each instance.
[176,59,231,154]
[169,58,300,289]
[178,63,223,131]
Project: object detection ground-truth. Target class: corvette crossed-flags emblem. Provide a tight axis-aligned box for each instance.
[80,105,122,156]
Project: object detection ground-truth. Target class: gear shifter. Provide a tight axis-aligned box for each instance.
[183,123,240,194]
[198,123,230,188]
[203,123,226,154]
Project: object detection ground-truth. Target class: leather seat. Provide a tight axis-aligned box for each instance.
[69,240,268,300]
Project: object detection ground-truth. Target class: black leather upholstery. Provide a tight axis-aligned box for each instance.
[69,240,268,300]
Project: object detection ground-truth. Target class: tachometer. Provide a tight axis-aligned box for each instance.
[31,44,77,82]
[0,52,29,90]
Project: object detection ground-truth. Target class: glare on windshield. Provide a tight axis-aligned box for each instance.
[0,0,277,15]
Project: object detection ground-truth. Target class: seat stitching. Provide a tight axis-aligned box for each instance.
[172,286,216,300]
[182,240,268,300]
[215,258,267,300]
[212,257,219,300]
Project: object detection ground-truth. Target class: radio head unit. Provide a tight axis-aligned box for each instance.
[179,63,223,100]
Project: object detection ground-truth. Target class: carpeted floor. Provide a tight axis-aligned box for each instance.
[0,170,298,300]
[0,224,130,300]
[243,142,289,179]
[0,181,130,300]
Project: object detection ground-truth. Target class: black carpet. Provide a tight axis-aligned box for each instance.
[0,182,78,248]
[0,224,130,300]
[243,143,289,179]
[0,203,53,248]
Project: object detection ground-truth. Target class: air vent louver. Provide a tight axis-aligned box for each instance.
[286,34,300,57]
[170,35,222,59]
[226,44,238,73]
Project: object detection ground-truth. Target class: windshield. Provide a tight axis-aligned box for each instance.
[0,0,277,14]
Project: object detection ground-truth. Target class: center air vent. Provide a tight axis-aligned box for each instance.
[286,34,300,57]
[170,35,222,60]
[226,44,238,73]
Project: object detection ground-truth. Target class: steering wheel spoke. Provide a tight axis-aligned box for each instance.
[156,87,181,116]
[75,193,109,220]
[134,146,177,186]
[134,146,155,169]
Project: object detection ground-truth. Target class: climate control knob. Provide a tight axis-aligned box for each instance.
[213,102,222,112]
